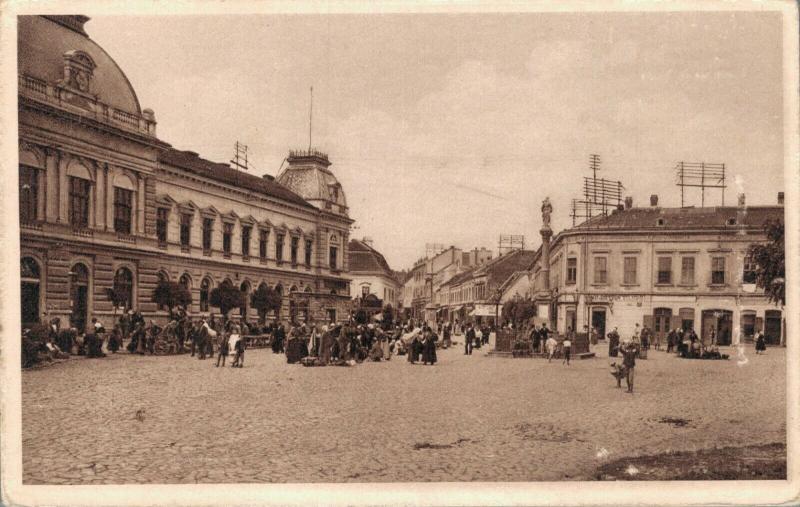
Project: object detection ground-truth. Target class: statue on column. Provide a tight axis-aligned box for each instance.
[541,197,553,228]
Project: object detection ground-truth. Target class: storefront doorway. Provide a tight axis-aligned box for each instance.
[653,307,672,342]
[764,310,782,345]
[591,308,606,340]
[701,309,733,345]
[21,257,41,326]
[70,263,90,333]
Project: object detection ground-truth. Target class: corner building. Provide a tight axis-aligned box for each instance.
[529,198,785,345]
[18,15,353,331]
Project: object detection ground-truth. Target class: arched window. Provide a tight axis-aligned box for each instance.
[274,284,283,296]
[258,282,268,292]
[221,278,233,288]
[70,263,90,331]
[200,278,211,312]
[156,271,169,310]
[21,257,41,324]
[113,267,134,310]
[289,285,298,293]
[304,286,313,293]
[179,273,191,289]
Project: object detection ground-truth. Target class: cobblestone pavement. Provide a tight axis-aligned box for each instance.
[22,341,785,483]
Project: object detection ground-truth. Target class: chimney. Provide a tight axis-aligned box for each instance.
[362,236,374,247]
[738,193,746,206]
[624,196,633,209]
[650,194,659,207]
[778,192,785,205]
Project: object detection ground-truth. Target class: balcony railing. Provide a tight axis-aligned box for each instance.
[116,232,136,244]
[19,73,156,137]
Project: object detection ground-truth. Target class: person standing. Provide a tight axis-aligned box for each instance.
[622,341,637,393]
[562,329,573,365]
[443,323,451,349]
[545,334,557,362]
[464,324,475,355]
[607,327,620,357]
[231,326,245,368]
[215,331,230,367]
[755,331,767,354]
[422,329,438,365]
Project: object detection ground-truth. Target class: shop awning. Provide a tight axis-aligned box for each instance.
[470,304,497,317]
[451,305,463,313]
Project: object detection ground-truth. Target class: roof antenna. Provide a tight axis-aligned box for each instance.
[308,86,313,151]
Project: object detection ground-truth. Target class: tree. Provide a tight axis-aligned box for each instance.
[209,285,245,322]
[747,218,785,306]
[250,285,283,324]
[502,298,536,327]
[151,280,192,314]
[354,309,368,325]
[105,287,130,316]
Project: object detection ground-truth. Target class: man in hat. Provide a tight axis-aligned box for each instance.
[621,341,638,393]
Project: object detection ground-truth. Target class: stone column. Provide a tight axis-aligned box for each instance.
[45,148,59,222]
[58,154,68,223]
[540,227,552,290]
[95,163,105,229]
[36,167,46,220]
[137,176,146,234]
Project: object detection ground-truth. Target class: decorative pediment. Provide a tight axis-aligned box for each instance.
[177,200,199,213]
[221,210,239,223]
[240,215,257,226]
[290,226,304,237]
[155,194,177,207]
[200,205,220,218]
[61,50,96,94]
[257,218,273,230]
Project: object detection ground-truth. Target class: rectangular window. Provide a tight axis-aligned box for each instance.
[623,257,637,284]
[68,177,91,228]
[113,187,133,234]
[179,213,191,247]
[275,233,285,262]
[202,218,213,252]
[290,236,299,265]
[329,245,338,270]
[259,229,269,260]
[223,222,233,255]
[680,257,695,285]
[156,208,169,245]
[241,225,251,258]
[711,256,726,284]
[566,257,577,284]
[362,286,370,297]
[657,257,672,284]
[743,255,757,284]
[305,239,313,266]
[19,165,38,223]
[593,257,607,284]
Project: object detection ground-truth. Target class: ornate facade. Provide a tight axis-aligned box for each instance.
[18,15,353,331]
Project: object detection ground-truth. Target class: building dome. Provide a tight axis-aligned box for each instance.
[18,15,142,114]
[277,149,348,216]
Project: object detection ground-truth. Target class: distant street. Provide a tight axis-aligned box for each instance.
[22,342,785,483]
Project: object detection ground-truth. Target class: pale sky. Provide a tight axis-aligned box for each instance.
[87,11,784,271]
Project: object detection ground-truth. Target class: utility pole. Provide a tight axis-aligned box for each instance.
[231,141,248,171]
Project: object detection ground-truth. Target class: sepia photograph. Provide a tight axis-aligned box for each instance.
[2,1,798,506]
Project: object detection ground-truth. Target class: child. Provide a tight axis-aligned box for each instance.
[545,335,558,362]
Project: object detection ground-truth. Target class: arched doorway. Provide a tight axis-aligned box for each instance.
[114,267,134,311]
[21,257,41,326]
[199,278,211,312]
[70,263,90,332]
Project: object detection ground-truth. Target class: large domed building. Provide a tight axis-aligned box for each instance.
[18,15,354,331]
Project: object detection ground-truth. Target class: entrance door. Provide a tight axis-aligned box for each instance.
[591,309,606,340]
[70,263,89,333]
[327,308,336,324]
[653,308,672,342]
[701,309,733,345]
[764,310,782,345]
[21,257,41,326]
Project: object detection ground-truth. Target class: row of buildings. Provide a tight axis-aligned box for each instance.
[401,194,786,346]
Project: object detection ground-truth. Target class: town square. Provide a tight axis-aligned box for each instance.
[8,5,794,501]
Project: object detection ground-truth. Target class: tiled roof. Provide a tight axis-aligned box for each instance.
[440,267,478,288]
[158,148,316,210]
[348,239,394,277]
[477,248,539,284]
[572,206,783,231]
